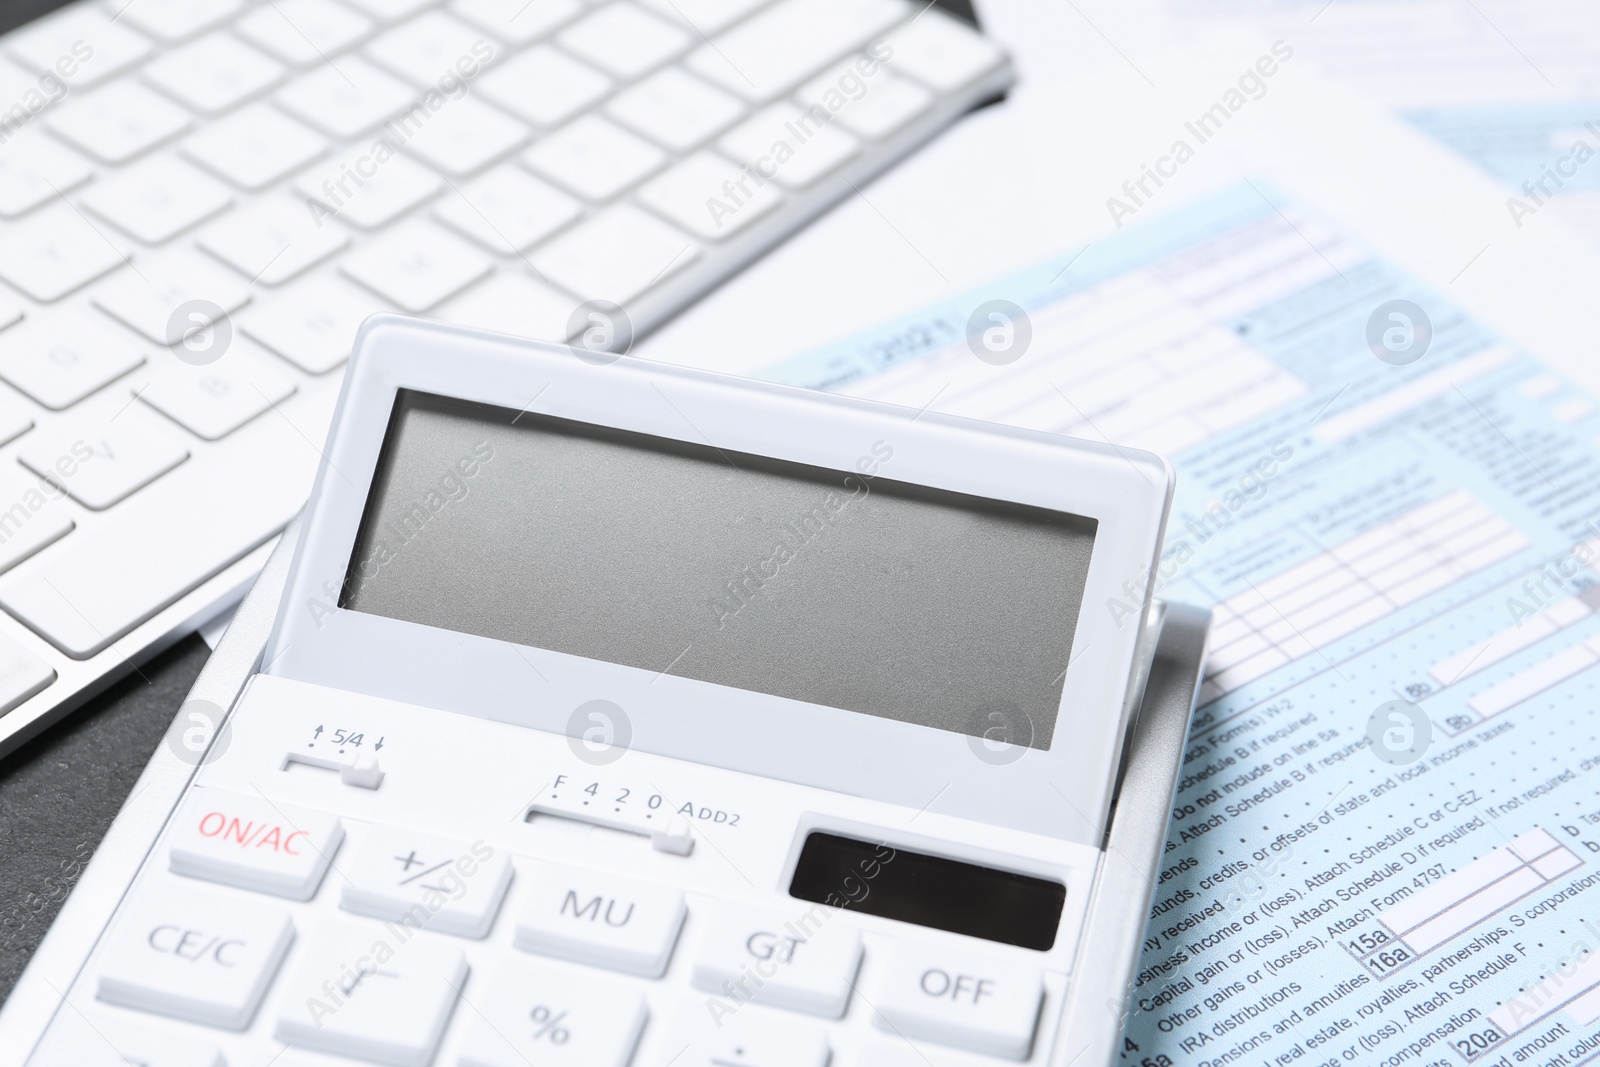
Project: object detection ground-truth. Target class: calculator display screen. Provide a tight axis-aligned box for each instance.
[340,391,1097,751]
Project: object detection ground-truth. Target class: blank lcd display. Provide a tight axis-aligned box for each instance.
[340,391,1097,750]
[789,832,1066,949]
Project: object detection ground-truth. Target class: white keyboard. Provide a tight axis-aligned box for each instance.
[0,0,1011,754]
[28,673,1088,1066]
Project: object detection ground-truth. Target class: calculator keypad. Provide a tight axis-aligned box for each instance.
[340,826,513,939]
[272,919,468,1064]
[167,788,344,901]
[690,902,863,1018]
[871,943,1045,1059]
[95,882,294,1030]
[513,861,687,978]
[456,956,648,1067]
[56,680,1076,1066]
[657,1008,832,1067]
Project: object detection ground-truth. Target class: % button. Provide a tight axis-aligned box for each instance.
[531,1005,569,1044]
[459,959,648,1067]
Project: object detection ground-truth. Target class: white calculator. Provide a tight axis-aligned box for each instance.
[1,317,1210,1067]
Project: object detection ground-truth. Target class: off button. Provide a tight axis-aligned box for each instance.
[871,944,1042,1060]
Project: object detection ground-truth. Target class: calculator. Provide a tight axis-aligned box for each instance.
[2,316,1210,1067]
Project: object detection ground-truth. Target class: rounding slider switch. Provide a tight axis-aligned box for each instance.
[281,750,383,789]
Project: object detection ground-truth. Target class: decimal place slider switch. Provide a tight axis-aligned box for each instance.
[168,788,344,900]
[96,881,294,1029]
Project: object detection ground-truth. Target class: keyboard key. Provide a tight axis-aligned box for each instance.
[522,114,666,201]
[142,356,298,441]
[277,56,416,138]
[340,825,513,937]
[799,61,929,140]
[451,0,580,46]
[513,861,686,977]
[687,0,906,102]
[236,0,374,66]
[0,426,314,657]
[0,467,75,579]
[341,220,492,311]
[31,1012,225,1067]
[0,129,92,217]
[607,68,745,152]
[458,957,647,1067]
[0,203,130,302]
[870,943,1043,1059]
[637,151,781,239]
[46,80,192,164]
[658,1009,829,1067]
[478,45,610,128]
[5,7,153,89]
[635,0,771,35]
[691,902,861,1017]
[181,104,329,191]
[92,248,250,345]
[342,0,436,25]
[80,155,232,244]
[365,11,501,88]
[0,610,56,708]
[142,32,287,115]
[557,2,691,79]
[0,312,144,409]
[274,920,467,1063]
[0,392,33,446]
[531,203,698,303]
[434,165,581,253]
[241,275,378,373]
[882,11,1005,93]
[169,788,342,897]
[96,881,294,1029]
[437,271,576,341]
[403,96,528,177]
[296,148,443,230]
[720,102,859,188]
[20,422,189,510]
[199,196,349,286]
[119,0,244,44]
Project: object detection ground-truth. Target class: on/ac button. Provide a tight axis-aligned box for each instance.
[870,944,1043,1060]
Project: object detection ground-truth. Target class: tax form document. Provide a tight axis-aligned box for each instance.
[1163,0,1600,244]
[764,181,1600,1067]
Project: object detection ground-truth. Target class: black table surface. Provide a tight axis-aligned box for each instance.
[0,638,210,1007]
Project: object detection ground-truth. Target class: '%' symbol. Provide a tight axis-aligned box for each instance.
[530,1004,570,1044]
